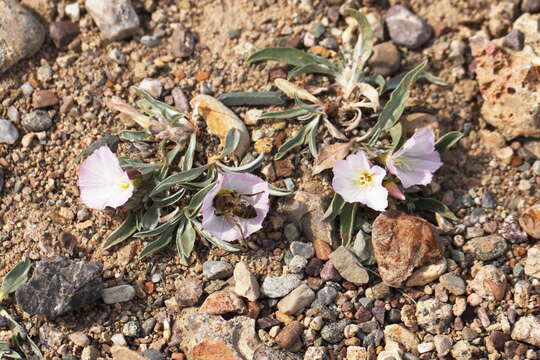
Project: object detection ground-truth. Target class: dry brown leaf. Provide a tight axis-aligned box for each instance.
[312,141,353,175]
[274,78,321,104]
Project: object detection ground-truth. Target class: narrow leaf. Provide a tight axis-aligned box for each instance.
[390,123,405,153]
[152,188,185,207]
[312,141,352,175]
[120,130,154,142]
[259,107,311,121]
[287,63,337,80]
[186,182,216,217]
[141,206,160,230]
[340,203,358,247]
[217,153,265,173]
[268,183,294,196]
[139,226,175,259]
[191,219,243,252]
[323,117,348,141]
[165,144,183,166]
[307,119,320,157]
[344,8,374,70]
[413,197,458,221]
[0,259,31,299]
[103,213,137,249]
[276,118,318,160]
[182,133,197,171]
[435,131,463,153]
[151,164,209,196]
[247,47,336,70]
[274,79,320,104]
[323,193,346,220]
[177,220,196,265]
[220,128,241,158]
[218,92,286,106]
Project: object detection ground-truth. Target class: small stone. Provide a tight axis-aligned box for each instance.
[141,35,160,47]
[439,273,466,295]
[320,261,341,282]
[522,0,540,13]
[111,333,126,346]
[305,258,323,277]
[22,110,52,131]
[234,261,260,301]
[470,265,507,301]
[499,215,528,243]
[203,260,233,280]
[519,205,540,239]
[277,284,316,315]
[85,0,140,40]
[329,246,369,285]
[172,87,190,113]
[81,345,99,360]
[32,90,59,108]
[463,235,507,261]
[288,255,308,273]
[487,331,510,352]
[405,259,447,287]
[366,282,391,300]
[434,334,452,356]
[313,286,338,306]
[305,346,328,360]
[122,320,141,337]
[467,293,483,307]
[111,346,146,360]
[143,349,165,360]
[363,329,384,347]
[385,5,432,49]
[290,241,315,259]
[373,211,444,287]
[321,319,350,344]
[0,120,19,144]
[174,278,203,307]
[65,3,80,21]
[261,274,302,298]
[368,42,401,76]
[21,82,34,96]
[68,331,90,347]
[139,78,163,99]
[275,321,303,351]
[199,290,246,315]
[415,298,453,334]
[49,21,79,48]
[170,25,196,58]
[511,315,540,346]
[102,285,136,304]
[451,340,473,360]
[384,324,419,353]
[524,243,540,279]
[36,65,52,83]
[503,30,525,51]
[16,257,103,318]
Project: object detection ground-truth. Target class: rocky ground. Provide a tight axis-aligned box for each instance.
[1,0,540,359]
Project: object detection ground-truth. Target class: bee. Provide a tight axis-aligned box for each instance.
[213,189,262,241]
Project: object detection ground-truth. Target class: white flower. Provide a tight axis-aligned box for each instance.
[78,146,134,210]
[332,152,388,211]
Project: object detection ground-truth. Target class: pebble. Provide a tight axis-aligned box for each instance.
[170,25,196,58]
[111,333,127,346]
[368,41,401,76]
[199,290,246,315]
[174,278,203,307]
[320,261,341,282]
[524,243,540,279]
[405,259,447,287]
[233,261,260,301]
[290,241,315,259]
[141,35,160,48]
[277,284,316,315]
[68,331,90,347]
[143,349,165,360]
[439,273,466,295]
[102,285,136,304]
[49,21,79,48]
[32,90,59,108]
[451,340,473,359]
[313,286,338,306]
[434,334,452,356]
[0,120,19,144]
[202,260,233,280]
[85,0,140,40]
[511,315,540,346]
[329,246,369,285]
[384,324,419,353]
[415,298,453,334]
[321,319,350,344]
[385,5,432,49]
[81,346,99,360]
[139,78,163,98]
[122,320,141,337]
[0,0,46,73]
[288,255,308,273]
[36,66,52,83]
[366,282,391,300]
[519,205,540,239]
[22,110,52,132]
[284,223,300,242]
[503,29,525,51]
[65,3,81,21]
[463,235,508,261]
[499,215,528,243]
[172,87,190,113]
[305,346,328,360]
[261,274,302,298]
[470,265,507,301]
[522,0,540,13]
[418,342,435,353]
[21,82,34,96]
[275,321,303,351]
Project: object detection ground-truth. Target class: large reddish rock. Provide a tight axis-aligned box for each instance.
[173,311,261,360]
[519,205,540,239]
[199,289,246,315]
[372,210,444,287]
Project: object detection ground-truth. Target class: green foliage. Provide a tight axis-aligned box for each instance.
[435,131,463,153]
[0,259,31,301]
[218,92,287,107]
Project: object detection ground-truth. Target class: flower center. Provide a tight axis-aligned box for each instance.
[355,171,374,187]
[118,179,132,191]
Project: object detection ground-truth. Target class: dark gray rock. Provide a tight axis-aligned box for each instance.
[16,257,103,318]
[385,5,432,49]
[522,0,540,13]
[143,349,165,360]
[321,319,350,344]
[503,30,525,51]
[22,110,52,132]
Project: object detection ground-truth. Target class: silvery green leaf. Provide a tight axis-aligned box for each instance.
[307,118,320,157]
[220,128,240,158]
[120,130,154,142]
[422,71,447,86]
[435,131,463,153]
[0,259,31,300]
[323,193,346,220]
[276,118,319,160]
[139,226,175,259]
[103,213,137,249]
[0,309,43,359]
[186,182,216,217]
[368,60,427,144]
[351,231,376,265]
[268,184,293,196]
[344,9,374,71]
[218,92,287,106]
[166,143,184,166]
[177,220,196,265]
[217,153,265,173]
[191,219,243,252]
[339,203,358,247]
[134,212,183,238]
[152,188,185,207]
[390,123,405,153]
[141,206,160,230]
[288,63,337,80]
[132,87,182,119]
[151,164,210,196]
[259,107,311,121]
[119,158,161,175]
[413,197,457,221]
[83,135,119,158]
[182,133,197,171]
[247,47,336,71]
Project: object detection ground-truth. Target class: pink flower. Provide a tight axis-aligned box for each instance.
[386,128,443,188]
[201,172,270,242]
[78,146,134,210]
[332,152,388,211]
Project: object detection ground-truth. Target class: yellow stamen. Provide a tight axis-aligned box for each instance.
[218,188,233,195]
[355,171,373,187]
[118,179,132,191]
